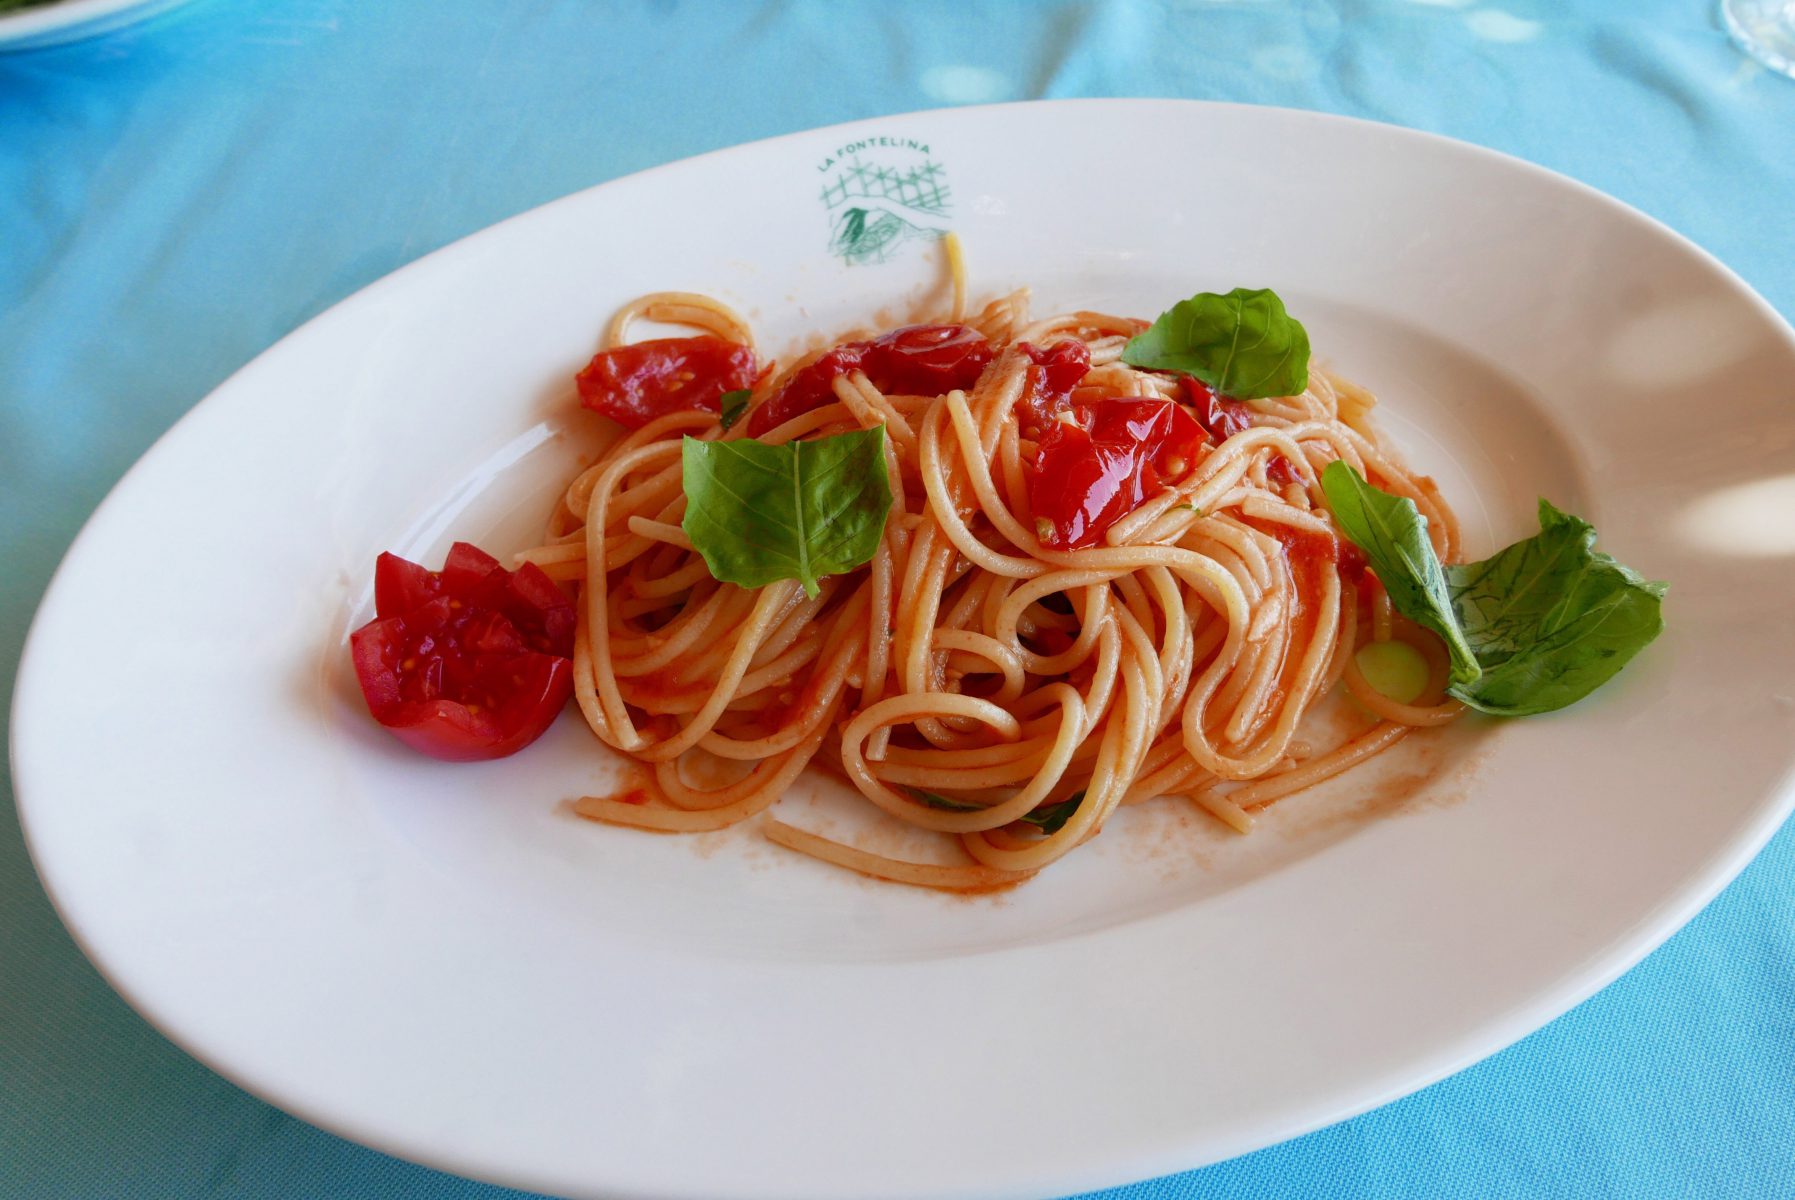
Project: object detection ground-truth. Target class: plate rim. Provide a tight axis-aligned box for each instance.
[0,0,194,51]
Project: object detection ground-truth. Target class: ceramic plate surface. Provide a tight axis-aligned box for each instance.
[14,101,1795,1200]
[0,0,193,51]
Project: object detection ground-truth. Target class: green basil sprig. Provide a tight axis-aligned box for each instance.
[1021,792,1085,835]
[912,788,1086,834]
[1445,499,1667,716]
[910,789,981,813]
[1320,461,1665,715]
[1121,287,1310,400]
[717,388,751,432]
[680,426,892,598]
[1319,462,1480,686]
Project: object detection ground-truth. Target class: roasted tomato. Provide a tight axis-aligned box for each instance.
[1028,398,1202,550]
[1182,375,1256,440]
[747,323,993,435]
[575,335,757,430]
[1014,340,1093,435]
[350,543,575,761]
[1182,375,1302,484]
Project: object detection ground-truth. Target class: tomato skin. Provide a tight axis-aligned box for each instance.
[746,323,992,435]
[1182,375,1256,440]
[746,344,866,436]
[865,324,994,390]
[1181,375,1303,484]
[1015,340,1093,435]
[576,336,757,430]
[351,627,573,761]
[1265,453,1303,487]
[1028,398,1202,550]
[351,543,576,761]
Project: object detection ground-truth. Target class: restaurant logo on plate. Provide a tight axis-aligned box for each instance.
[815,135,951,266]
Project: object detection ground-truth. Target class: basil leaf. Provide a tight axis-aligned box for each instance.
[718,388,751,431]
[1121,287,1310,400]
[1445,500,1666,716]
[1321,463,1666,715]
[1020,791,1085,835]
[910,788,982,812]
[912,788,1084,834]
[1320,462,1480,686]
[681,426,892,598]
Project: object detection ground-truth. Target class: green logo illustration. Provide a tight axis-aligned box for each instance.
[815,136,951,265]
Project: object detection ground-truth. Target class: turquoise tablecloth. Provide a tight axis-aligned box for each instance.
[5,2,1793,1196]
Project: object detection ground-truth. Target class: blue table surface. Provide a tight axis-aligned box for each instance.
[4,1,1793,1196]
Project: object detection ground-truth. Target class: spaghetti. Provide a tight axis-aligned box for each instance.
[519,261,1465,891]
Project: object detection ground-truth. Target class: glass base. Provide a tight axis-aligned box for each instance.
[1724,0,1795,77]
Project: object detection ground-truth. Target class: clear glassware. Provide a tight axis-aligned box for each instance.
[1724,0,1795,77]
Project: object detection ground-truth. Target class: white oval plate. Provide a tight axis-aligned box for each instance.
[0,0,194,51]
[13,101,1795,1200]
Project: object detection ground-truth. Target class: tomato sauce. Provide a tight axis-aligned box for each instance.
[619,668,714,711]
[1256,520,1368,706]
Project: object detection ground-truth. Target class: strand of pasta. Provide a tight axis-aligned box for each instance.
[543,284,1463,889]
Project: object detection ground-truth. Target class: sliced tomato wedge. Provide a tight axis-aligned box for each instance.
[350,543,576,761]
[747,323,993,435]
[576,335,757,430]
[1028,398,1202,550]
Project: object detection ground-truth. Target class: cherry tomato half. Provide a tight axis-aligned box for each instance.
[747,323,993,435]
[1028,398,1202,550]
[576,335,758,430]
[350,542,576,761]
